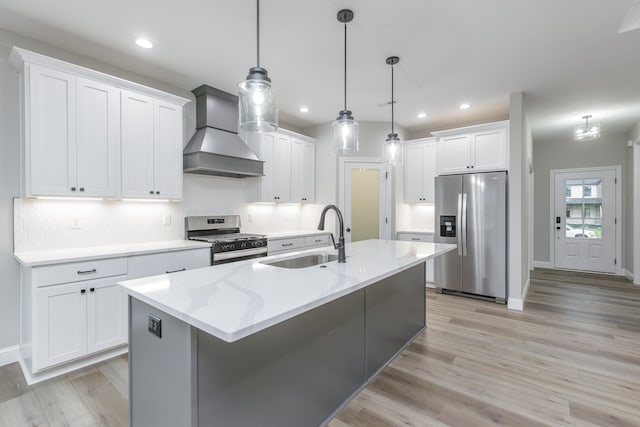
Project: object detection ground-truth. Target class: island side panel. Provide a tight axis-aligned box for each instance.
[365,262,426,379]
[197,289,366,427]
[129,297,197,427]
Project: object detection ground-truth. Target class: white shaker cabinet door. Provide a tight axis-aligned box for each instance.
[86,275,128,354]
[291,139,315,202]
[35,282,87,371]
[259,133,276,201]
[121,91,156,198]
[438,134,470,175]
[470,128,507,172]
[404,143,423,203]
[154,101,183,200]
[76,78,120,198]
[27,64,76,196]
[273,135,292,201]
[422,142,437,202]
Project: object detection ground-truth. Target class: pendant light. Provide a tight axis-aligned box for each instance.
[384,56,402,165]
[332,9,359,153]
[238,0,278,133]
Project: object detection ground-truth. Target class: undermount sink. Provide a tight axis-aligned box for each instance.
[261,253,339,269]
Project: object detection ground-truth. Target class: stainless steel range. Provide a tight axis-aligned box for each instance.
[185,215,267,265]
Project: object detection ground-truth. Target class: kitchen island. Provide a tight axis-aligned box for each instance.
[119,239,456,427]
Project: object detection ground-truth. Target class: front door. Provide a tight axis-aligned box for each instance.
[553,169,617,273]
[342,162,389,244]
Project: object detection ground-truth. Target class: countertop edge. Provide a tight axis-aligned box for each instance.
[14,240,212,267]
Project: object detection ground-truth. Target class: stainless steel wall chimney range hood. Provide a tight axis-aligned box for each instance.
[183,85,264,178]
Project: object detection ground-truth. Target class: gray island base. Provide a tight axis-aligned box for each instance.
[129,263,425,427]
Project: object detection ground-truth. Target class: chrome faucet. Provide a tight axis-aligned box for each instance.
[317,205,346,263]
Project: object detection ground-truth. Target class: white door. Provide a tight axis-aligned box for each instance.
[87,276,128,354]
[343,162,388,244]
[35,282,87,370]
[76,78,120,198]
[121,91,155,198]
[155,101,183,200]
[28,64,76,196]
[554,169,617,273]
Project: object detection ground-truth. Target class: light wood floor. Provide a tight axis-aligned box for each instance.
[1,268,639,426]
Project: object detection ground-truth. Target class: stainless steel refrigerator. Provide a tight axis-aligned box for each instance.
[434,172,507,303]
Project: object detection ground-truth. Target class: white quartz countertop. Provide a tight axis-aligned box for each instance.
[14,240,212,266]
[263,230,331,239]
[118,239,457,343]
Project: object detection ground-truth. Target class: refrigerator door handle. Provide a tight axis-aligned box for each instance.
[457,193,463,255]
[461,193,468,256]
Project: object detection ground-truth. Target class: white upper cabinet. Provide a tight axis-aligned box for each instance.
[291,138,315,202]
[404,138,437,203]
[121,93,183,200]
[10,47,189,200]
[247,129,316,203]
[434,121,509,175]
[26,68,120,198]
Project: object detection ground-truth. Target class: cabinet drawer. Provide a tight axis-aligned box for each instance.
[267,237,305,254]
[396,233,434,243]
[304,234,330,247]
[131,248,210,279]
[33,258,127,288]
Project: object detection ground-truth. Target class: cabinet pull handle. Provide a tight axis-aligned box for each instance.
[166,268,187,274]
[411,238,420,241]
[156,191,160,195]
[315,239,322,243]
[79,188,85,192]
[282,243,294,247]
[71,187,76,192]
[80,289,86,294]
[77,269,97,275]
[150,190,154,194]
[89,287,95,292]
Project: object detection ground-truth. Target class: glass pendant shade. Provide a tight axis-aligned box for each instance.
[574,115,600,141]
[239,67,278,133]
[384,133,402,165]
[333,110,359,153]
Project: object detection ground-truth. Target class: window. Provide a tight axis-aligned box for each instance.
[584,186,592,197]
[565,187,571,197]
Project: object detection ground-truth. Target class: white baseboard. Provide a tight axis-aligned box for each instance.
[624,269,634,282]
[522,277,531,302]
[533,261,553,269]
[507,298,523,311]
[0,345,20,367]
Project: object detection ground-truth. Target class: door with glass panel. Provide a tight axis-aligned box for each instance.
[553,169,616,273]
[343,162,388,244]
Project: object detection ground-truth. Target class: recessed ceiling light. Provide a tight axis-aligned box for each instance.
[299,106,310,113]
[459,103,471,110]
[135,38,154,49]
[417,112,427,119]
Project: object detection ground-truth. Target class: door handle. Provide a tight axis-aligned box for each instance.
[457,193,463,255]
[461,193,468,256]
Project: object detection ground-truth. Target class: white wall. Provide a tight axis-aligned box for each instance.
[0,44,21,350]
[626,122,639,281]
[532,133,628,266]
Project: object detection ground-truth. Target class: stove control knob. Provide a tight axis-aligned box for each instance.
[254,241,264,247]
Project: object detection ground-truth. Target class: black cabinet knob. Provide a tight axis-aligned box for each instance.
[156,191,160,195]
[90,287,95,292]
[149,190,154,194]
[71,187,76,191]
[80,289,86,294]
[346,227,351,232]
[79,188,85,192]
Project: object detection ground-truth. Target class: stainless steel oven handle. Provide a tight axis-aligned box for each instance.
[214,247,268,261]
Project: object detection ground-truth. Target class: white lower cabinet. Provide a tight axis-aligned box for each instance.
[21,245,212,382]
[35,275,127,371]
[396,232,435,284]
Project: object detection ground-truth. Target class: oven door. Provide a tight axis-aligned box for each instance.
[212,248,268,265]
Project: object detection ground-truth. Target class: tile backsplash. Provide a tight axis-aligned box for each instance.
[14,198,184,252]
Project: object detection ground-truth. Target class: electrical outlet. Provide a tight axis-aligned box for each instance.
[161,214,171,226]
[148,314,162,338]
[71,215,81,230]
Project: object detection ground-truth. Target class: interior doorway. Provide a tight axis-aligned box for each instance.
[551,167,620,274]
[340,160,390,244]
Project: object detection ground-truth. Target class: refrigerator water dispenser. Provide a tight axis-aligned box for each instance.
[440,216,456,237]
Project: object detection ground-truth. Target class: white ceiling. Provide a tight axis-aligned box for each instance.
[1,0,639,141]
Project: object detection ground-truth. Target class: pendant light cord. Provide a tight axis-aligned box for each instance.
[256,0,260,67]
[343,23,347,111]
[391,65,395,134]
